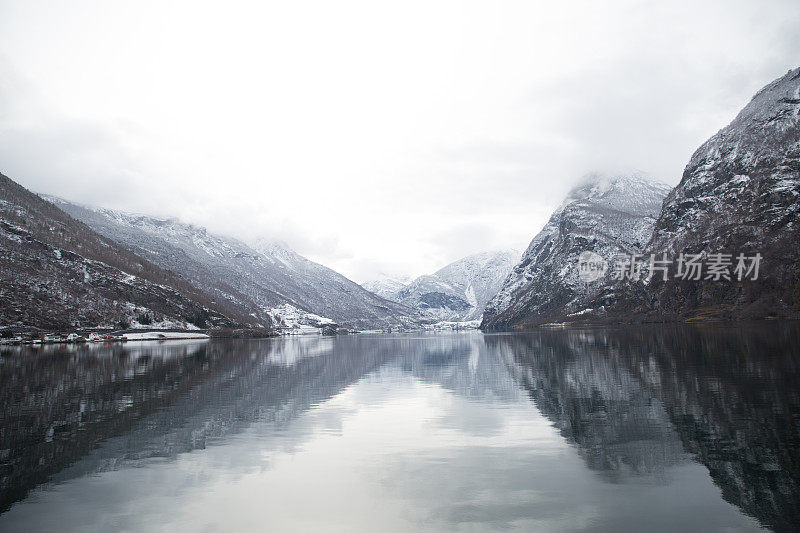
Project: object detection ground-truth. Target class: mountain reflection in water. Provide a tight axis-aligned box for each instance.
[0,325,798,532]
[488,325,800,531]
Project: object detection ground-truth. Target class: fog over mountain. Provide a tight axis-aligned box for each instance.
[46,196,415,330]
[484,68,800,328]
[0,173,238,330]
[1,1,799,281]
[3,3,800,532]
[483,174,670,329]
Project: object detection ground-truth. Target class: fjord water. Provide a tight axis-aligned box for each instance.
[1,326,798,532]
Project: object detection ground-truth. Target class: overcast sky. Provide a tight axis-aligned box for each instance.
[1,1,799,282]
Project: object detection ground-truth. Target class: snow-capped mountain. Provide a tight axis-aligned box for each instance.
[47,198,416,330]
[638,66,800,320]
[481,174,671,330]
[483,67,800,329]
[384,250,520,322]
[0,173,237,330]
[360,274,411,300]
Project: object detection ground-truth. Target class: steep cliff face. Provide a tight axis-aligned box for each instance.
[482,174,670,329]
[484,67,800,329]
[640,67,800,320]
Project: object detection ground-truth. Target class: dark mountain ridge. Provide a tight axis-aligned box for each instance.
[0,172,249,330]
[482,67,800,329]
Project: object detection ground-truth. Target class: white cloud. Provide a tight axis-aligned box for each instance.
[1,0,799,282]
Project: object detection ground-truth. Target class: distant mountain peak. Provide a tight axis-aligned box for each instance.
[360,274,412,301]
[373,249,520,323]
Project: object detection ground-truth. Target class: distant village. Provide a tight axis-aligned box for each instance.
[0,330,211,345]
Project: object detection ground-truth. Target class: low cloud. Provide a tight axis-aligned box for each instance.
[1,1,799,282]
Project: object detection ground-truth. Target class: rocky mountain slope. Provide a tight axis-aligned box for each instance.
[48,198,414,330]
[0,173,242,330]
[381,250,519,322]
[483,67,800,329]
[637,66,800,320]
[481,174,671,329]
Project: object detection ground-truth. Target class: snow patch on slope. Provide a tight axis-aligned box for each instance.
[266,304,336,335]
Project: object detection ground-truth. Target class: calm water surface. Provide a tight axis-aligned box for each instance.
[1,325,799,531]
